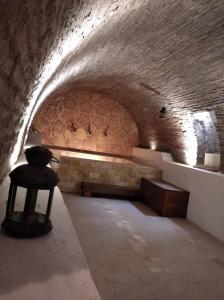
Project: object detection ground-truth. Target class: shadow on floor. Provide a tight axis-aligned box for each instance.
[130,201,158,216]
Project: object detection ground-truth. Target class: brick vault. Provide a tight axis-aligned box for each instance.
[0,0,224,179]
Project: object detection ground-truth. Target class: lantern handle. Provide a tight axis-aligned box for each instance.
[51,156,60,163]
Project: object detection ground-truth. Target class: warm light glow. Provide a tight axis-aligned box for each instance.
[183,113,198,166]
[10,11,104,168]
[193,111,210,121]
[150,141,157,151]
[60,150,136,165]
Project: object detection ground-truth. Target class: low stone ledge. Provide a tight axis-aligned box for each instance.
[54,155,161,193]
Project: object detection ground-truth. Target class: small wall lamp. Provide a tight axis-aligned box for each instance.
[159,107,166,119]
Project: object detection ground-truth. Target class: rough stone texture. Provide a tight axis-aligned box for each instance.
[1,0,224,179]
[34,90,139,156]
[193,111,219,165]
[54,154,160,193]
[214,106,224,171]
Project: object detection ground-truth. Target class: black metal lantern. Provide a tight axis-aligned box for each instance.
[1,146,59,238]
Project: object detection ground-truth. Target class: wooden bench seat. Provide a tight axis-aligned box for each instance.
[81,182,142,200]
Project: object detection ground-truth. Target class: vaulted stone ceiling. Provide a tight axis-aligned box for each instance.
[0,0,224,179]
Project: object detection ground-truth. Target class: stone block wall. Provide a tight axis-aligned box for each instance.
[54,156,160,193]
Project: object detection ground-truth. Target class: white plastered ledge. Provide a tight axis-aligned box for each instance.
[132,147,224,242]
[0,151,101,300]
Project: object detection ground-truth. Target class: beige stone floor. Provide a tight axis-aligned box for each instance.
[64,194,224,300]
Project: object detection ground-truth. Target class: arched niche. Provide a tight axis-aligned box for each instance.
[33,90,139,157]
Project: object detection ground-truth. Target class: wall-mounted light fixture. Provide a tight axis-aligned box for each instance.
[71,121,77,132]
[103,126,110,137]
[159,107,166,119]
[87,122,92,135]
[70,121,92,135]
[150,141,157,150]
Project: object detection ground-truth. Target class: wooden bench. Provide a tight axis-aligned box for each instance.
[81,182,142,200]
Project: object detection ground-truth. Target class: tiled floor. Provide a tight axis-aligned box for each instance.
[64,194,224,300]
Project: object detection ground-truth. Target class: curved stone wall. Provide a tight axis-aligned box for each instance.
[0,0,224,179]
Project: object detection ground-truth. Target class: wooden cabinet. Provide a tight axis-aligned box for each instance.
[141,178,189,218]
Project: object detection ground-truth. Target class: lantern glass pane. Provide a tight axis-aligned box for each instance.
[35,190,49,214]
[14,187,27,212]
